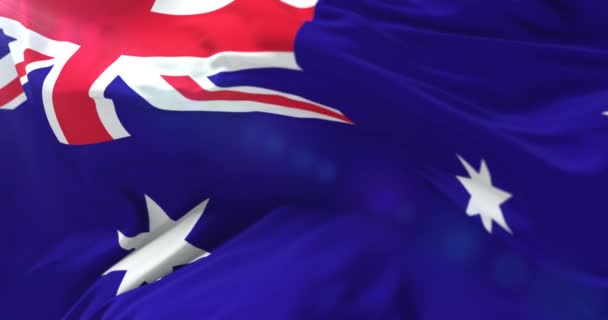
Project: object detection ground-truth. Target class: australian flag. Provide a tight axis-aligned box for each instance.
[2,0,608,319]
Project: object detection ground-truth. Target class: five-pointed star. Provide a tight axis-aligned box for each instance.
[103,195,211,295]
[456,155,513,234]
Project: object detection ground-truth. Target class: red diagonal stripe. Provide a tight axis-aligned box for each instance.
[15,49,53,78]
[0,78,24,108]
[162,75,353,124]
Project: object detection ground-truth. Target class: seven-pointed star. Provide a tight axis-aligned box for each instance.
[456,155,513,234]
[103,195,211,295]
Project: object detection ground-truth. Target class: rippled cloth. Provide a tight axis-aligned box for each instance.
[1,0,608,319]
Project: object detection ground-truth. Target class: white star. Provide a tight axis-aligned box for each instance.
[103,195,211,295]
[456,155,513,234]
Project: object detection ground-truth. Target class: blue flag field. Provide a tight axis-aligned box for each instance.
[1,1,608,319]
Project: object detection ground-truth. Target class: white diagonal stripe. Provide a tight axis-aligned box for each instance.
[152,0,233,15]
[0,54,18,88]
[281,0,318,8]
[0,92,26,110]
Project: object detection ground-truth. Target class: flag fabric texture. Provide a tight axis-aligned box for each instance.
[2,0,608,319]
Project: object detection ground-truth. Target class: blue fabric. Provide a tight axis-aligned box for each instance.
[2,1,608,319]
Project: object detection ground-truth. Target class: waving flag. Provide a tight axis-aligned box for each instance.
[2,0,608,319]
[0,0,349,145]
